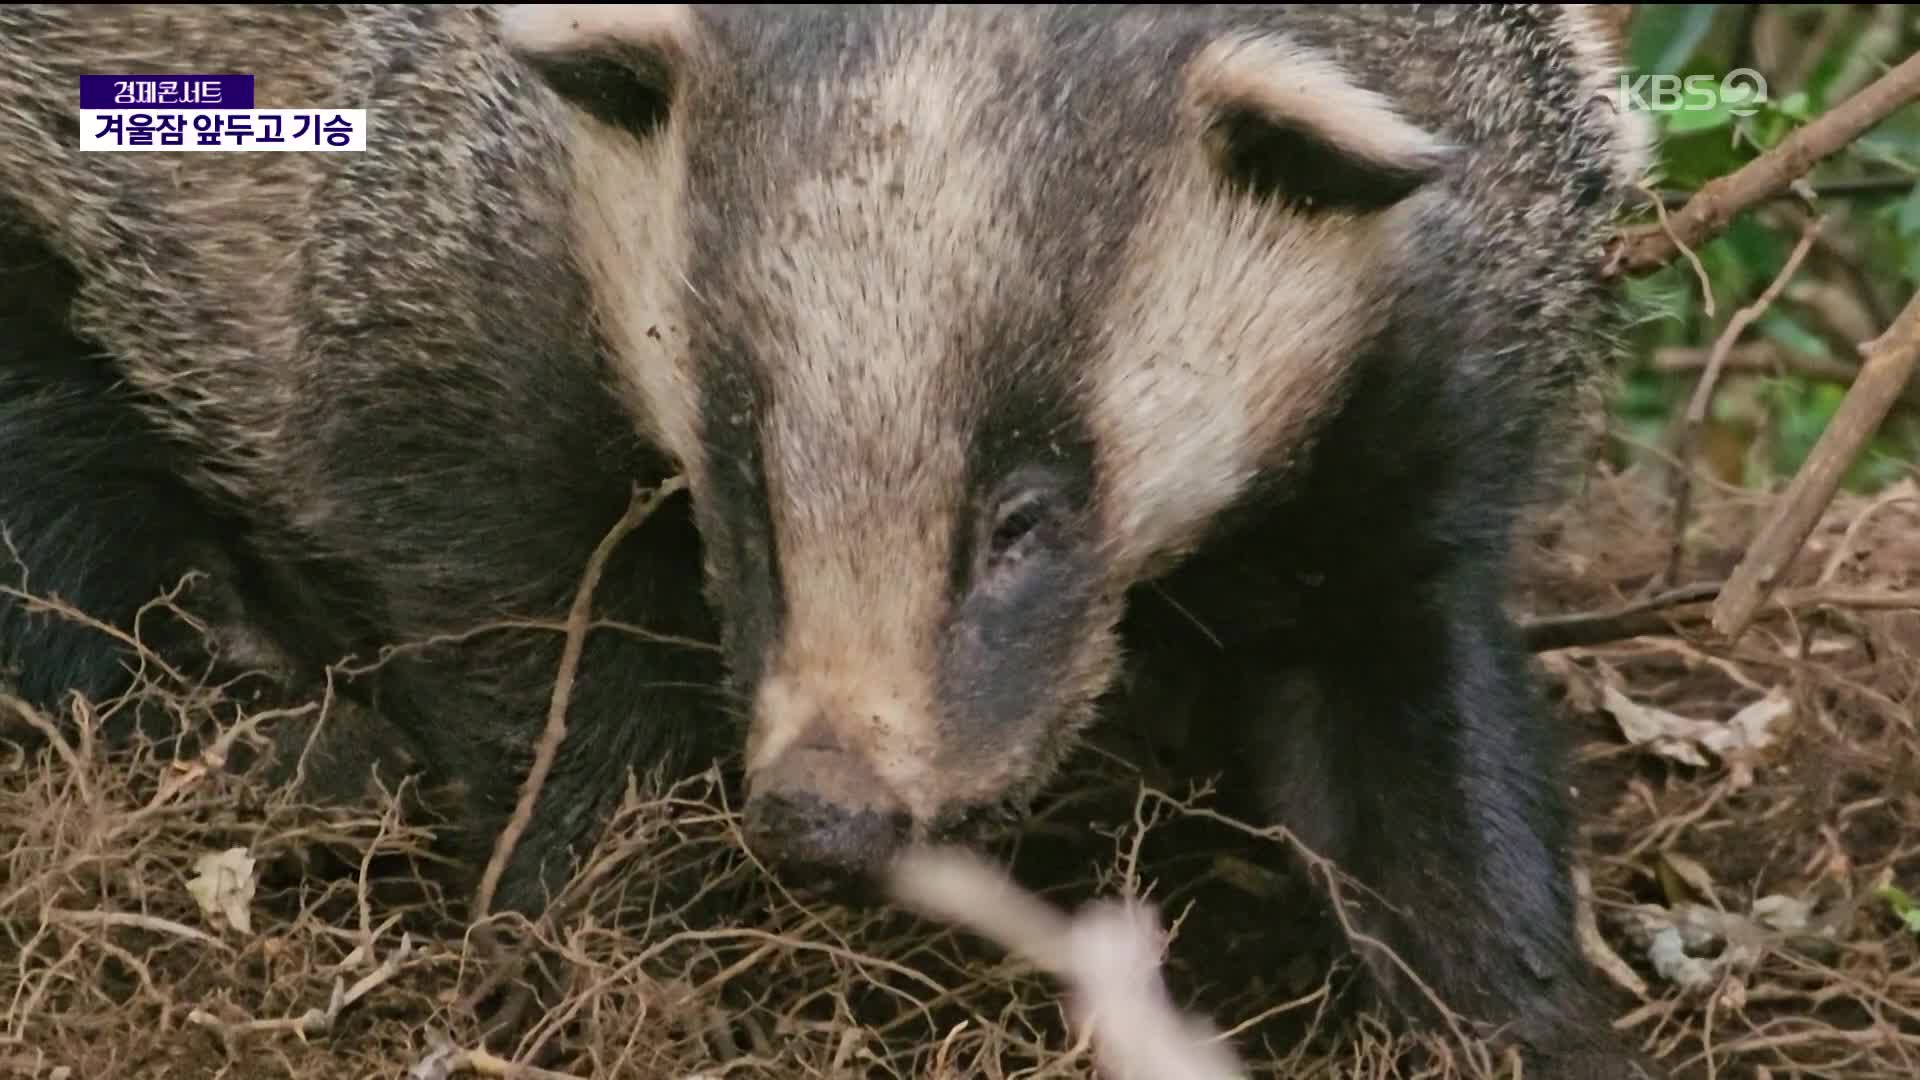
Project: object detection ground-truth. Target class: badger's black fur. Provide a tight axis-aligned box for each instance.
[1,5,1655,1074]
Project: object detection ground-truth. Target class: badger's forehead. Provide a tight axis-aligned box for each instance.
[655,5,1457,586]
[679,7,1171,516]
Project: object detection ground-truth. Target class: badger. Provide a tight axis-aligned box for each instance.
[0,4,1656,1073]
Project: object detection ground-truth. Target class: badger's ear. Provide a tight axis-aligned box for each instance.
[1186,35,1456,213]
[499,4,696,137]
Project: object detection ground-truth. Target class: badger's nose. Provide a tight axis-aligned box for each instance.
[742,746,909,884]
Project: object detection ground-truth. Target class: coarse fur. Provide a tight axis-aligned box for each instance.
[0,5,1657,1075]
[0,2,727,910]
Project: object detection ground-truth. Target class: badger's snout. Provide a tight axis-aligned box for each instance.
[742,744,911,886]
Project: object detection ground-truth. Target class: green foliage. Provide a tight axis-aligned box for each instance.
[1628,5,1722,79]
[1612,5,1920,494]
[1879,885,1920,936]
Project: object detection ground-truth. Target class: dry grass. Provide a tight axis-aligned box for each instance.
[4,460,1920,1079]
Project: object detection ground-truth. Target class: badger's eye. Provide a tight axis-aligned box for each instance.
[989,502,1042,558]
[985,491,1054,566]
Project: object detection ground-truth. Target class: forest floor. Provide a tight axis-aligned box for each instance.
[4,460,1919,1080]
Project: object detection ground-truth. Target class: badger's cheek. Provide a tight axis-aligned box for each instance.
[927,580,1125,813]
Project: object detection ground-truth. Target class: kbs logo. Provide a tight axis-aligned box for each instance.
[1617,69,1769,117]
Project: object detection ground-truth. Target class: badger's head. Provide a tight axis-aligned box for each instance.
[503,4,1479,883]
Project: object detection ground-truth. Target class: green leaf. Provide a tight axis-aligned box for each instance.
[1631,4,1724,77]
[1851,105,1920,172]
[1899,182,1920,239]
[1886,884,1920,930]
[1616,373,1670,419]
[1851,443,1910,494]
[1775,91,1813,122]
[1773,381,1848,477]
[1756,311,1832,359]
[1656,110,1762,188]
[1745,111,1790,152]
[1665,98,1735,136]
[1800,30,1853,113]
[1696,215,1782,312]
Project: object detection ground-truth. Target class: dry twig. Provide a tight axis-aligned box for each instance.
[1523,584,1722,651]
[1663,218,1827,585]
[188,933,415,1040]
[410,1028,590,1080]
[1522,581,1920,651]
[1714,288,1920,637]
[1652,344,1920,410]
[471,476,689,922]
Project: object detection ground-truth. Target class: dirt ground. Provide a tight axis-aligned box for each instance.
[4,459,1919,1080]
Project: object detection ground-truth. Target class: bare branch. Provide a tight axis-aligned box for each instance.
[1606,50,1920,278]
[1522,582,1920,651]
[1712,288,1920,637]
[1652,344,1920,410]
[472,476,688,921]
[1663,218,1826,584]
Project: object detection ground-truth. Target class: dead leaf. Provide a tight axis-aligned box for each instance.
[1626,903,1753,992]
[1657,852,1720,908]
[1602,686,1709,767]
[1603,686,1793,785]
[186,847,257,936]
[1704,692,1793,757]
[1541,653,1601,714]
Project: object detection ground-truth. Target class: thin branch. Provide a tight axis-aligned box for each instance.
[1685,221,1827,431]
[1633,176,1920,211]
[1639,179,1715,316]
[1522,584,1721,652]
[44,908,231,952]
[1713,289,1920,637]
[1522,583,1920,651]
[1764,199,1901,328]
[1652,344,1920,409]
[410,1036,589,1080]
[1663,218,1826,585]
[188,934,414,1040]
[1606,50,1920,278]
[471,476,688,921]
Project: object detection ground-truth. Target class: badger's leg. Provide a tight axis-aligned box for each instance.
[0,222,262,741]
[1196,559,1645,1074]
[0,214,421,807]
[351,496,726,920]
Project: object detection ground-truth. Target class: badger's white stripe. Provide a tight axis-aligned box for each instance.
[1557,5,1656,190]
[1091,172,1400,578]
[564,113,702,476]
[504,2,707,475]
[1089,40,1424,580]
[1187,34,1457,180]
[497,3,694,59]
[741,9,1044,817]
